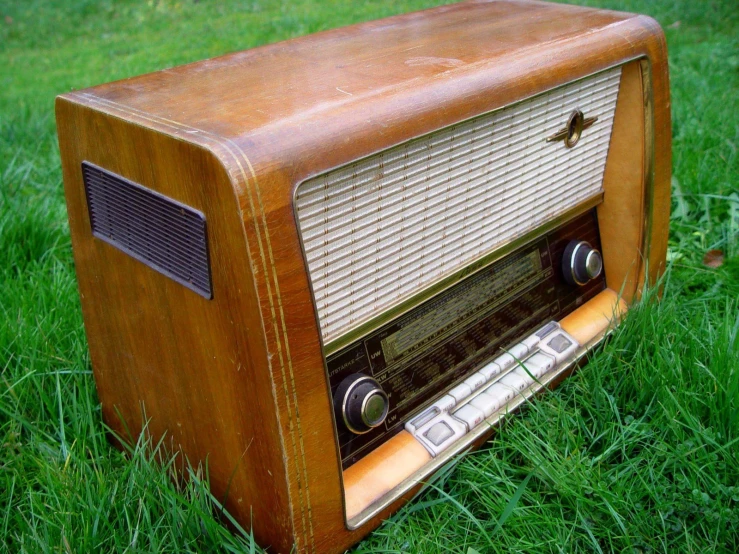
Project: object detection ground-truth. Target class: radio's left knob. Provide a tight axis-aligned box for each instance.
[334,374,389,434]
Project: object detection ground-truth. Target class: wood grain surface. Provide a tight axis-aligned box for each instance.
[56,1,670,552]
[560,289,629,346]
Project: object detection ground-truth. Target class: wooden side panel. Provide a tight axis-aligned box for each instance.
[643,25,672,292]
[600,52,671,302]
[55,98,294,552]
[599,60,646,301]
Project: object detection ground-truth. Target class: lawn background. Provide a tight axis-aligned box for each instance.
[1,0,737,552]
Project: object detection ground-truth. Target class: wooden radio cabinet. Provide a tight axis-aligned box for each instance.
[56,1,670,551]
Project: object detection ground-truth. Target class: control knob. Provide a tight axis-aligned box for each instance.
[334,374,389,434]
[562,240,603,286]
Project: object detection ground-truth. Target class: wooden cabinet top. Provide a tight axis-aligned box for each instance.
[62,0,657,153]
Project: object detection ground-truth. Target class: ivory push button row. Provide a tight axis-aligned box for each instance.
[406,321,581,456]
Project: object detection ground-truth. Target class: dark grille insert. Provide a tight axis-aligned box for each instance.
[82,162,212,299]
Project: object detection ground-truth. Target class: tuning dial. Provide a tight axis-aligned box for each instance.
[334,374,389,434]
[562,240,603,286]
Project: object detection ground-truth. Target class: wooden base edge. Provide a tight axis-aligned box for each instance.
[560,288,628,346]
[343,431,431,521]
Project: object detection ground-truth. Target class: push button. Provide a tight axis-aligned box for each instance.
[548,334,573,354]
[453,404,485,431]
[507,343,528,360]
[407,407,440,433]
[539,330,579,363]
[432,394,457,413]
[499,371,532,393]
[478,361,503,381]
[405,394,456,434]
[412,412,467,456]
[424,421,454,446]
[470,392,501,418]
[535,321,560,339]
[463,372,487,392]
[523,352,555,378]
[448,382,473,403]
[484,382,516,406]
[493,352,515,371]
[521,333,541,351]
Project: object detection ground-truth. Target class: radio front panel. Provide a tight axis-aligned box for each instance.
[328,209,604,468]
[295,67,621,345]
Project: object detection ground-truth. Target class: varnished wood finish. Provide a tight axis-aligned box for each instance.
[599,61,647,302]
[343,430,432,521]
[56,1,670,552]
[560,289,628,346]
[55,100,294,549]
[599,58,671,301]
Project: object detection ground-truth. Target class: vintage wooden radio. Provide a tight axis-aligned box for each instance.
[56,0,671,551]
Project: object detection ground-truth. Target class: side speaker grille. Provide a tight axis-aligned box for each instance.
[82,162,212,299]
[296,66,622,342]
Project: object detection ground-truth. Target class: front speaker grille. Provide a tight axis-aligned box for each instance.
[295,67,622,342]
[82,162,212,299]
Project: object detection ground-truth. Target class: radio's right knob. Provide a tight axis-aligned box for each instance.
[334,374,389,435]
[562,240,603,286]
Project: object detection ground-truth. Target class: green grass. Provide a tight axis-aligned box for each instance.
[1,0,737,552]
